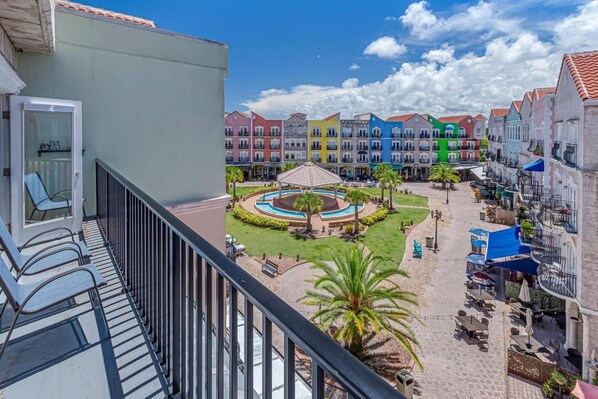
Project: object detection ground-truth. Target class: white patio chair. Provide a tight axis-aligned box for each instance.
[0,255,108,359]
[24,172,72,221]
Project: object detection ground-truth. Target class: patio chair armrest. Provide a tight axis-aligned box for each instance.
[19,227,78,250]
[19,267,100,309]
[51,189,72,198]
[48,194,71,204]
[17,246,84,279]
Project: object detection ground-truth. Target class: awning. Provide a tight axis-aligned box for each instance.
[486,226,531,260]
[471,166,487,182]
[471,240,487,248]
[466,254,486,266]
[489,258,538,275]
[522,158,544,172]
[469,228,489,236]
[391,164,404,171]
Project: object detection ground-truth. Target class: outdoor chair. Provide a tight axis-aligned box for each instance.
[0,256,109,359]
[24,172,72,221]
[458,310,467,317]
[0,217,89,278]
[548,338,561,360]
[478,342,489,352]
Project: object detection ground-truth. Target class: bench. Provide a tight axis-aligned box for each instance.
[262,260,279,277]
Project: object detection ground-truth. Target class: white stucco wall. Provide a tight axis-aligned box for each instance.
[15,9,228,215]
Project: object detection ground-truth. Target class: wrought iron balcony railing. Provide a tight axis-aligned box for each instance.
[327,145,338,150]
[95,160,402,399]
[419,159,430,164]
[238,131,250,137]
[537,258,576,299]
[392,146,403,151]
[537,196,578,233]
[551,142,561,159]
[563,144,577,167]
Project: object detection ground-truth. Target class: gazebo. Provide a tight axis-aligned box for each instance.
[276,162,342,198]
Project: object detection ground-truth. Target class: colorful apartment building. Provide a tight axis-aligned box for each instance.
[386,113,434,179]
[308,113,340,170]
[283,113,308,163]
[427,115,480,164]
[340,117,369,178]
[224,111,252,174]
[251,112,283,178]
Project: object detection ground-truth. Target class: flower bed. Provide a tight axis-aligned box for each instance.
[360,207,389,226]
[232,206,289,230]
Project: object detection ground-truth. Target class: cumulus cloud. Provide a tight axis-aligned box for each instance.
[363,36,407,59]
[349,63,360,70]
[241,1,596,119]
[400,1,521,40]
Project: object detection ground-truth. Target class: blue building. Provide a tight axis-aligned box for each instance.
[367,113,403,170]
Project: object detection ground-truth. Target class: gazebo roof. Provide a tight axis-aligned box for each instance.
[277,162,342,188]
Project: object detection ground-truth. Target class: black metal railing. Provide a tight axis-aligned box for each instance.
[538,196,578,233]
[537,261,576,299]
[551,142,561,159]
[95,160,402,399]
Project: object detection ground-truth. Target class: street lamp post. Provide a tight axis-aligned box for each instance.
[431,209,442,252]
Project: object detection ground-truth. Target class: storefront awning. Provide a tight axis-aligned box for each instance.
[486,226,531,260]
[391,164,404,170]
[471,239,487,248]
[489,257,538,275]
[522,158,544,172]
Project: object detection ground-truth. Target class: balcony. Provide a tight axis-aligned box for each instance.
[270,145,280,150]
[419,133,430,138]
[311,157,321,163]
[563,144,577,167]
[326,145,337,151]
[357,145,369,150]
[404,146,414,151]
[311,132,321,138]
[254,144,264,149]
[253,157,264,162]
[238,131,250,137]
[341,146,353,150]
[238,144,249,150]
[270,131,281,137]
[371,159,381,164]
[537,257,576,299]
[419,159,430,164]
[419,146,430,151]
[371,146,382,151]
[225,131,233,137]
[342,157,353,163]
[392,133,403,138]
[538,197,578,233]
[404,159,414,164]
[357,132,368,138]
[254,131,264,137]
[311,146,321,151]
[341,132,353,138]
[326,131,337,138]
[448,158,459,163]
[327,158,337,163]
[432,146,439,151]
[551,142,561,159]
[89,161,400,399]
[225,144,233,150]
[357,159,368,163]
[371,132,382,138]
[404,133,415,139]
[391,159,402,164]
[239,157,249,163]
[226,156,233,163]
[270,157,281,163]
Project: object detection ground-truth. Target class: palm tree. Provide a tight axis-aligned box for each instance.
[225,166,244,198]
[372,163,392,203]
[302,246,422,369]
[428,163,460,204]
[383,170,403,210]
[281,162,298,172]
[293,192,323,232]
[345,189,369,234]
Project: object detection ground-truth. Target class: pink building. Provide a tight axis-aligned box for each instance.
[225,111,252,176]
[251,112,283,178]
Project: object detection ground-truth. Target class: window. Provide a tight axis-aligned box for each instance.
[420,128,429,137]
[225,127,233,136]
[392,127,401,138]
[372,127,381,138]
[405,128,414,138]
[255,126,264,136]
[432,128,440,138]
[392,153,402,163]
[327,127,337,137]
[271,126,280,135]
[371,153,381,163]
[458,127,466,138]
[312,127,321,137]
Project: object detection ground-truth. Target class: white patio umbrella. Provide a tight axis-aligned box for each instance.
[519,279,531,303]
[525,308,534,345]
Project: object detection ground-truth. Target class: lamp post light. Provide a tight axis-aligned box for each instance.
[431,209,442,252]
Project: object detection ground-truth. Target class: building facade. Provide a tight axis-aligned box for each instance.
[225,111,252,177]
[339,118,369,178]
[308,113,340,170]
[251,112,283,178]
[387,113,435,179]
[283,113,308,164]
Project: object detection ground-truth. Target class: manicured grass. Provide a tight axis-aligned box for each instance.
[359,187,428,208]
[357,208,430,266]
[230,185,273,198]
[226,212,352,262]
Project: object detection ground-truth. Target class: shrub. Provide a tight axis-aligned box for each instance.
[505,281,565,310]
[360,208,389,226]
[232,206,289,230]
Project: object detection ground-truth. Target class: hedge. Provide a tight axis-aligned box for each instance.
[232,206,289,230]
[505,281,565,310]
[360,207,389,226]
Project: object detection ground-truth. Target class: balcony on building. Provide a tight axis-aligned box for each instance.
[449,158,459,163]
[311,145,321,151]
[342,156,353,163]
[404,158,414,164]
[419,145,430,151]
[392,132,403,138]
[341,132,352,138]
[419,132,430,138]
[225,143,234,150]
[371,145,382,151]
[226,156,234,163]
[327,144,337,150]
[563,144,577,167]
[357,132,368,138]
[238,143,249,150]
[419,158,430,164]
[357,145,369,150]
[311,131,321,138]
[254,144,264,149]
[270,144,280,150]
[239,156,249,163]
[270,157,280,163]
[551,141,561,159]
[537,196,578,234]
[341,145,353,150]
[537,255,576,299]
[404,145,414,151]
[225,130,233,137]
[270,130,281,137]
[238,130,250,137]
[254,131,264,137]
[311,156,321,163]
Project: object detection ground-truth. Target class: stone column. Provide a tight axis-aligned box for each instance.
[566,301,580,349]
[582,313,591,380]
[278,183,282,199]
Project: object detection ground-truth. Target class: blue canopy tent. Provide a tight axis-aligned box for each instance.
[471,239,487,248]
[469,228,489,236]
[522,159,544,172]
[485,226,537,275]
[466,254,486,266]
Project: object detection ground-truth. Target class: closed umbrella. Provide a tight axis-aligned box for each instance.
[525,308,534,345]
[519,279,531,304]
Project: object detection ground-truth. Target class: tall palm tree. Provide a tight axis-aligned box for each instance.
[372,163,392,203]
[281,162,298,172]
[383,170,403,210]
[345,189,369,234]
[293,192,323,232]
[302,246,422,369]
[428,163,460,204]
[225,166,244,198]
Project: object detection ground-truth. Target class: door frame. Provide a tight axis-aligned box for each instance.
[9,95,83,246]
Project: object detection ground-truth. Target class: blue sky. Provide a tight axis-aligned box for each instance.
[83,1,597,118]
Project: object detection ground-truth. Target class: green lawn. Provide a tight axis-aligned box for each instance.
[357,208,430,266]
[359,187,428,208]
[226,213,353,262]
[230,185,272,198]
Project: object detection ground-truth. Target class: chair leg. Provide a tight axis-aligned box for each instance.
[29,208,37,221]
[0,307,24,359]
[41,211,47,221]
[0,300,8,321]
[94,288,110,339]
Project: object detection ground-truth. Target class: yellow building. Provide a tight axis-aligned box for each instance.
[308,112,340,171]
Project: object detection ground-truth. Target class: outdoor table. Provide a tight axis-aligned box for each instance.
[511,334,545,355]
[467,289,495,311]
[456,315,488,337]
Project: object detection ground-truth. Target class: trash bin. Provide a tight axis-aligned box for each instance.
[395,369,414,399]
[425,236,434,248]
[480,211,486,221]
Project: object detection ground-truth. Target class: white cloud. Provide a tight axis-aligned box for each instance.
[363,36,407,59]
[554,0,598,52]
[349,63,361,70]
[241,1,596,119]
[400,1,521,40]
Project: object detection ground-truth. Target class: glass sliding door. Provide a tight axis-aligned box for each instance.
[10,96,83,245]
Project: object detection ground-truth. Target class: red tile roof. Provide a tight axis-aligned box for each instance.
[532,87,556,101]
[386,113,417,122]
[512,101,523,113]
[490,108,509,118]
[323,112,340,121]
[474,114,487,121]
[524,91,533,103]
[437,115,470,123]
[226,111,249,119]
[561,51,598,101]
[57,1,157,28]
